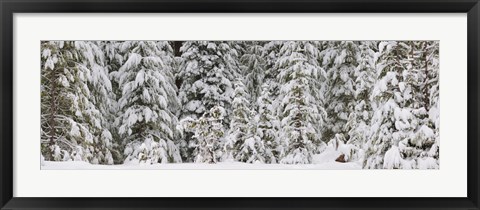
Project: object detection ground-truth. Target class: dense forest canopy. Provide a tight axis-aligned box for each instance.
[41,40,439,169]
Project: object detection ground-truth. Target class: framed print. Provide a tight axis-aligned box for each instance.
[1,0,479,209]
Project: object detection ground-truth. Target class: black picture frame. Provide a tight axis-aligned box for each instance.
[1,0,479,209]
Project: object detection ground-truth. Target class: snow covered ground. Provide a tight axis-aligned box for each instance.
[42,161,361,170]
[41,148,362,170]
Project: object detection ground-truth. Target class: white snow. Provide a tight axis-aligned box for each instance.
[69,123,81,137]
[42,160,361,170]
[43,142,362,170]
[383,146,402,169]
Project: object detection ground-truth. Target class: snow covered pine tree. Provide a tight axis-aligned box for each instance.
[115,41,181,164]
[41,41,115,164]
[276,41,327,164]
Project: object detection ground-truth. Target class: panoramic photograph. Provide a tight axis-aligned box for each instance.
[40,40,439,170]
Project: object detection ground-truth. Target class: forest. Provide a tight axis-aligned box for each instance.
[41,40,439,169]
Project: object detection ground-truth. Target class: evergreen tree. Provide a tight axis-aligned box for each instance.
[398,41,440,169]
[344,41,378,162]
[256,84,280,163]
[276,41,327,164]
[41,41,109,163]
[75,41,116,164]
[320,41,359,142]
[177,41,240,161]
[238,110,265,163]
[100,41,125,163]
[115,41,181,164]
[225,81,252,161]
[183,106,226,163]
[366,41,421,169]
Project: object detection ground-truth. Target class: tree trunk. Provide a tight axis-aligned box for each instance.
[424,42,430,111]
[47,67,58,159]
[173,41,183,57]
